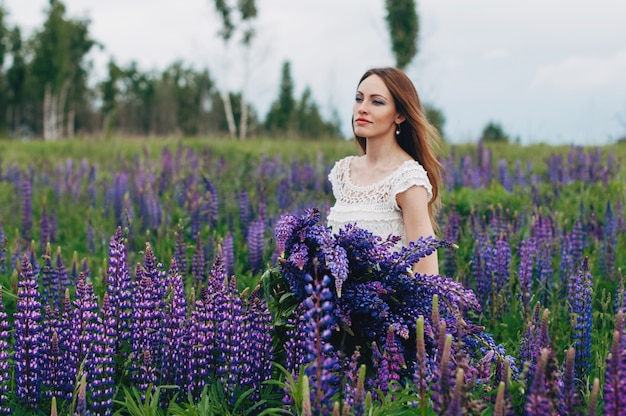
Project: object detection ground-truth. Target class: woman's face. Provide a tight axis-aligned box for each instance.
[353,74,403,140]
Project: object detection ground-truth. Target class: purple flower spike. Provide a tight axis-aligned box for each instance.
[0,285,11,414]
[14,255,43,409]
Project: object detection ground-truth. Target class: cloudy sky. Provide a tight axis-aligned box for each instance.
[3,0,626,144]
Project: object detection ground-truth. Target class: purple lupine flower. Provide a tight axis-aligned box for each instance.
[518,237,535,318]
[71,273,101,390]
[214,275,247,404]
[0,225,6,274]
[603,328,626,416]
[191,232,206,287]
[105,227,133,354]
[247,219,265,274]
[560,347,579,415]
[0,285,11,414]
[41,304,73,402]
[40,243,59,308]
[372,325,406,395]
[185,286,216,400]
[202,177,219,228]
[446,368,465,416]
[221,232,235,277]
[567,256,593,384]
[40,202,50,254]
[301,273,340,415]
[431,334,454,414]
[524,348,554,415]
[130,269,163,387]
[161,260,188,394]
[56,247,71,290]
[89,293,116,415]
[173,225,188,277]
[74,374,88,416]
[21,176,32,242]
[241,287,274,402]
[239,190,251,238]
[14,255,43,409]
[443,208,461,278]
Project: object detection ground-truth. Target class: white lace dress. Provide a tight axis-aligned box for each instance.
[327,156,433,248]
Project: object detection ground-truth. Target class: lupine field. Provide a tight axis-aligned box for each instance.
[0,138,624,415]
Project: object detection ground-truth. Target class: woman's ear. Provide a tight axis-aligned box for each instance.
[396,114,406,124]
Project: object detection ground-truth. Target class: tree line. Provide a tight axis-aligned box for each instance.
[0,0,342,140]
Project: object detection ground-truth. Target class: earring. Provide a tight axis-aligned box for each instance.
[395,123,401,136]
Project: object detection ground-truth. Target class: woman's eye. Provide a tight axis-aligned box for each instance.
[373,100,384,105]
[355,96,363,102]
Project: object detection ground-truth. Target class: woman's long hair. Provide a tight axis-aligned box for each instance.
[354,67,444,233]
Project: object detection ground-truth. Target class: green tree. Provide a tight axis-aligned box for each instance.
[424,103,446,139]
[294,87,341,139]
[0,5,8,134]
[265,61,295,135]
[385,0,419,69]
[480,121,510,143]
[30,0,96,139]
[5,28,27,136]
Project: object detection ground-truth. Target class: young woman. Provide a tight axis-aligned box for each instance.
[327,67,444,276]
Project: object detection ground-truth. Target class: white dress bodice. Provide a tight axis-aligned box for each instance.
[327,156,433,248]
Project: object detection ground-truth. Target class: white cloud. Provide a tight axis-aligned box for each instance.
[531,51,626,90]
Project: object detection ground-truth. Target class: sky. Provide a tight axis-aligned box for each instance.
[3,0,626,145]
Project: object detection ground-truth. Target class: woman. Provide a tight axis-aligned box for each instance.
[327,67,444,276]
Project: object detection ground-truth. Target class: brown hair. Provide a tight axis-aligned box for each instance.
[354,67,444,233]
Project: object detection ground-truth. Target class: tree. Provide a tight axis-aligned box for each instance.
[30,0,96,140]
[424,103,446,140]
[480,121,510,143]
[5,28,27,136]
[0,5,8,134]
[385,0,419,69]
[212,0,258,139]
[265,61,295,135]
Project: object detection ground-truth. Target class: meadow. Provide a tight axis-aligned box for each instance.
[0,137,624,415]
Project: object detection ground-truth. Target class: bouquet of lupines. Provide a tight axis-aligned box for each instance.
[270,208,512,403]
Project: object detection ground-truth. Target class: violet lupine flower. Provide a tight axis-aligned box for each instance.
[443,208,461,278]
[40,202,50,254]
[560,347,579,415]
[430,334,454,414]
[41,305,73,402]
[40,243,60,308]
[191,233,206,287]
[89,293,116,415]
[247,219,265,274]
[447,368,465,416]
[0,285,11,414]
[517,237,535,318]
[602,328,626,416]
[372,325,406,396]
[174,225,188,276]
[21,176,32,242]
[14,255,43,409]
[28,240,40,279]
[524,348,556,415]
[221,232,235,277]
[239,191,251,238]
[56,247,71,291]
[567,256,593,384]
[130,271,163,387]
[161,260,189,390]
[203,177,219,229]
[105,227,133,354]
[301,273,340,415]
[185,286,216,400]
[0,225,6,274]
[71,274,101,388]
[601,200,617,279]
[241,287,274,402]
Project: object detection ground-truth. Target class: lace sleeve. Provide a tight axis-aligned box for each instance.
[328,158,347,200]
[391,161,433,209]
